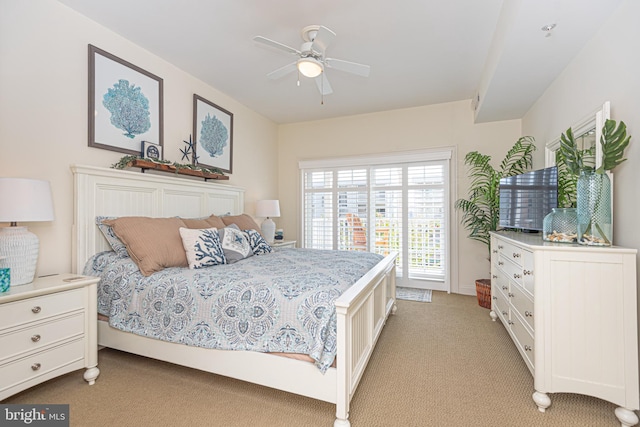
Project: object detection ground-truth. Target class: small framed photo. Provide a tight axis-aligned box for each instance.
[88,44,163,155]
[142,141,162,160]
[193,94,233,173]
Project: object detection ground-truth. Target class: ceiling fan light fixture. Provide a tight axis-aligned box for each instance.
[297,57,323,78]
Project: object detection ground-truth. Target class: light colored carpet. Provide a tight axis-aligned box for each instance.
[3,292,624,426]
[396,286,432,302]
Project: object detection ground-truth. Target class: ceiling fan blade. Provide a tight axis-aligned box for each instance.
[267,62,297,80]
[315,73,333,95]
[253,36,300,56]
[311,26,336,53]
[325,58,371,77]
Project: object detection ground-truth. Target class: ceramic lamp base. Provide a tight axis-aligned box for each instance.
[261,218,276,244]
[0,226,39,286]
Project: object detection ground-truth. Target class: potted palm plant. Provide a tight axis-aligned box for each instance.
[455,136,536,307]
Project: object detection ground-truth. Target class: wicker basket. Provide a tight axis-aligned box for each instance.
[475,279,492,309]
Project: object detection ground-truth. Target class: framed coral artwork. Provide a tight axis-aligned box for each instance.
[88,44,163,155]
[193,94,233,173]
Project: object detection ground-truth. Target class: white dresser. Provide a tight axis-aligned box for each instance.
[0,274,100,400]
[490,231,639,427]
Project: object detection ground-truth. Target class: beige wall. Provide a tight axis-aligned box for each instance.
[278,100,522,294]
[523,0,640,266]
[0,0,279,277]
[522,0,640,350]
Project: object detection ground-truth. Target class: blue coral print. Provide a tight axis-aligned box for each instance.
[200,113,228,157]
[102,79,151,139]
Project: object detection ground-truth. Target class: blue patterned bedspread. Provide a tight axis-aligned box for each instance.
[84,248,383,372]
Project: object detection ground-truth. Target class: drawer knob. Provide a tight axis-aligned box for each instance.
[523,270,533,275]
[492,249,498,254]
[513,274,521,279]
[31,334,41,342]
[513,252,521,258]
[524,345,532,351]
[502,311,507,316]
[492,274,497,279]
[31,306,42,314]
[508,292,514,298]
[498,245,504,249]
[525,311,533,317]
[31,363,41,371]
[508,320,514,325]
[502,285,508,291]
[498,261,504,266]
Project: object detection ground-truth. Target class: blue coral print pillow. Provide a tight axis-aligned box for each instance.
[179,227,226,269]
[243,229,273,255]
[96,216,129,258]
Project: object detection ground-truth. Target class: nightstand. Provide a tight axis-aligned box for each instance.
[0,274,100,400]
[271,240,296,249]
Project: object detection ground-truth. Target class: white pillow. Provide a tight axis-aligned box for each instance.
[179,227,226,269]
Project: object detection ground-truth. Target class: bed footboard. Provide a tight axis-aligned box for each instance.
[334,252,397,427]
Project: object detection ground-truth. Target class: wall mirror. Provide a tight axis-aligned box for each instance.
[545,101,610,207]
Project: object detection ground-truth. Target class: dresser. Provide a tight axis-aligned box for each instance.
[490,231,639,427]
[0,274,100,400]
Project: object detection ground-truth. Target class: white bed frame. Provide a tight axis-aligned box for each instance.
[72,165,397,427]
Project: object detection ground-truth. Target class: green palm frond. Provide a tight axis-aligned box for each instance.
[455,136,536,255]
[499,136,536,177]
[597,119,630,173]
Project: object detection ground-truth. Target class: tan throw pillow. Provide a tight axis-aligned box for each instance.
[221,214,262,234]
[181,214,226,230]
[103,217,187,276]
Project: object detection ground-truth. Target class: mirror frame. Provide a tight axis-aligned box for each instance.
[545,101,610,168]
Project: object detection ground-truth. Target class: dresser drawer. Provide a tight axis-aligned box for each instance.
[0,339,85,394]
[499,254,525,287]
[492,288,509,323]
[496,240,526,268]
[0,313,85,362]
[510,312,535,371]
[0,289,84,331]
[509,283,534,331]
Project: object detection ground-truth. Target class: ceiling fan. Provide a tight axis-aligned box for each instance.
[253,25,370,96]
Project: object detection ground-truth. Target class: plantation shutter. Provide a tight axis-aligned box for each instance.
[300,150,450,291]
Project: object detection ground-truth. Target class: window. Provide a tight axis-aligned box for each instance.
[300,150,451,291]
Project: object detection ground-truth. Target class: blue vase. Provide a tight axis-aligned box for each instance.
[577,170,611,246]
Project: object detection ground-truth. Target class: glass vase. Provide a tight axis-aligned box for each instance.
[543,208,577,243]
[577,170,611,246]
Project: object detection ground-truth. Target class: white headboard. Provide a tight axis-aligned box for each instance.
[72,164,244,273]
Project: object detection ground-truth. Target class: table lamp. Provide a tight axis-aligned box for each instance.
[256,200,280,244]
[0,178,54,286]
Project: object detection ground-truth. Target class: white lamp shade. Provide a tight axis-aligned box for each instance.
[256,200,280,218]
[0,178,54,222]
[0,178,54,286]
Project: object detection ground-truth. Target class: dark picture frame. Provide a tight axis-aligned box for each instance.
[88,44,163,155]
[193,94,233,173]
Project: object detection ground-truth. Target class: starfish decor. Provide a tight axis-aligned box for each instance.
[181,135,194,163]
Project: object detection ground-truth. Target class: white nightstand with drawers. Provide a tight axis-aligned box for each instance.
[0,274,100,400]
[271,240,296,250]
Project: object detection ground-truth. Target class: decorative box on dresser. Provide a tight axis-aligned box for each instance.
[490,232,640,426]
[489,231,639,427]
[0,274,100,400]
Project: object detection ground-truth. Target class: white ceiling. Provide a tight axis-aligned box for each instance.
[56,0,621,124]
